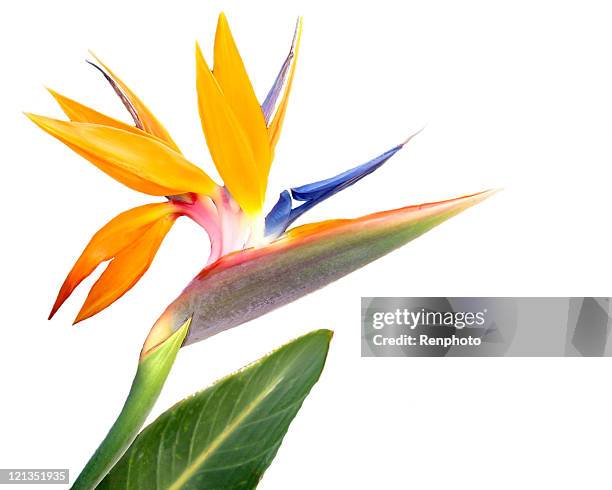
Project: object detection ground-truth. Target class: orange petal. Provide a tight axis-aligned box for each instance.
[26,114,218,196]
[46,88,175,150]
[268,17,302,153]
[74,215,176,323]
[195,42,263,216]
[47,88,142,135]
[88,52,181,153]
[49,203,177,319]
[213,13,271,188]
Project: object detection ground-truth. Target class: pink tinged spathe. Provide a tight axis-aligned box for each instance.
[142,190,497,355]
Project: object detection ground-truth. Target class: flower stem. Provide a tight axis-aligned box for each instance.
[71,319,190,490]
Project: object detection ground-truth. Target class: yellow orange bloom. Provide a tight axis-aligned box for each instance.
[31,14,450,324]
[29,13,302,322]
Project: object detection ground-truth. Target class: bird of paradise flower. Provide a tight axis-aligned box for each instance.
[27,14,485,326]
[28,13,496,489]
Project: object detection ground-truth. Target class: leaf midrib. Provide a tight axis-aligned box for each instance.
[166,376,282,490]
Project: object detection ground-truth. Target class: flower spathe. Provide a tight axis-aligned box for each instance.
[28,13,487,324]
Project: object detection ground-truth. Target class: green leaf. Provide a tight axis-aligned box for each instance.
[72,318,191,490]
[97,329,333,490]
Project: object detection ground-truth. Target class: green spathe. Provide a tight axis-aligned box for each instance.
[146,190,496,352]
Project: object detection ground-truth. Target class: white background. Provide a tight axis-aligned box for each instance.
[2,0,612,488]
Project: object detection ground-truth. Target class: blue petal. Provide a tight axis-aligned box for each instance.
[261,19,300,125]
[264,190,292,237]
[265,135,418,238]
[291,145,402,201]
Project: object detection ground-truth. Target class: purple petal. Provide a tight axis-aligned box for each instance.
[261,18,300,125]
